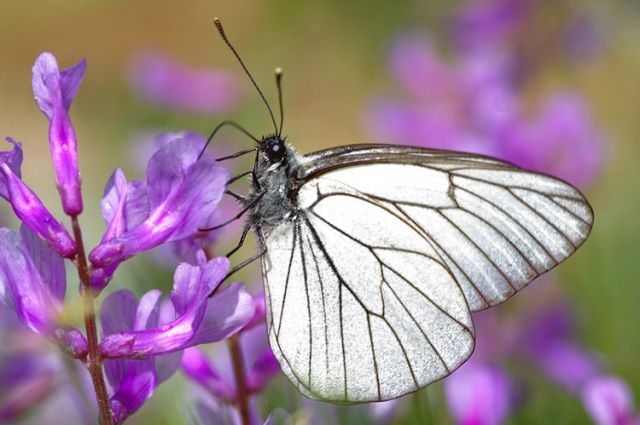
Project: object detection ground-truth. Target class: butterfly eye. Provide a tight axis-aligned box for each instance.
[264,137,286,163]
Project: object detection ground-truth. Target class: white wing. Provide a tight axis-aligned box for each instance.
[262,149,593,402]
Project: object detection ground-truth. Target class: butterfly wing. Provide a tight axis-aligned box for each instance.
[262,144,593,403]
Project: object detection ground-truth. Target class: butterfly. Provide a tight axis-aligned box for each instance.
[206,18,594,403]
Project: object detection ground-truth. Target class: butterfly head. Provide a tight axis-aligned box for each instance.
[261,134,287,164]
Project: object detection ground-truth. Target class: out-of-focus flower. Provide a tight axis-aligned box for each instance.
[0,225,87,357]
[520,300,599,392]
[450,0,606,63]
[582,376,640,425]
[187,395,291,425]
[127,51,240,114]
[89,136,230,288]
[181,293,281,424]
[0,139,76,258]
[31,52,85,216]
[502,93,604,188]
[450,0,533,52]
[445,361,514,425]
[366,34,603,187]
[0,304,62,421]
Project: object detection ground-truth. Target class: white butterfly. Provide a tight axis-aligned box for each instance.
[208,18,593,403]
[253,142,592,403]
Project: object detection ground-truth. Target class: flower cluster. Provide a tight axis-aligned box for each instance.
[366,0,604,188]
[0,52,254,424]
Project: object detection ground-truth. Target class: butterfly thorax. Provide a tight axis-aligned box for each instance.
[248,137,303,236]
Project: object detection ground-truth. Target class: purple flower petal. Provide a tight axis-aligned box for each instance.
[0,226,64,337]
[582,376,639,425]
[182,347,236,402]
[0,141,76,258]
[32,52,85,215]
[243,292,266,332]
[127,51,240,114]
[101,289,138,389]
[89,137,229,268]
[99,255,237,358]
[190,282,254,346]
[54,328,89,359]
[109,369,156,425]
[0,138,22,180]
[245,347,280,393]
[445,362,513,425]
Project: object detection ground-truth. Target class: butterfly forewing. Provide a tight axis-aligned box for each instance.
[261,145,593,402]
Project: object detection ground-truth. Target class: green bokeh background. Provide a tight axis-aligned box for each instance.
[1,1,639,424]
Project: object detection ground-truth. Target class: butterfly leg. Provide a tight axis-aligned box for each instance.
[226,224,251,258]
[200,192,265,232]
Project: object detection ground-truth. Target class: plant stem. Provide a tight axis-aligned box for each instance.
[228,335,250,425]
[71,216,113,425]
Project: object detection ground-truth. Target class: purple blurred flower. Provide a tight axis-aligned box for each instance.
[502,93,604,187]
[0,304,63,421]
[445,361,513,425]
[181,293,281,424]
[0,225,87,357]
[450,0,534,51]
[188,395,291,425]
[127,51,240,114]
[32,52,86,216]
[582,376,640,425]
[0,139,76,258]
[366,35,603,187]
[99,253,253,359]
[521,301,599,391]
[89,135,230,287]
[181,294,279,398]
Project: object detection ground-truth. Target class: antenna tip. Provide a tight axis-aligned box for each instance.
[213,17,220,23]
[275,67,283,76]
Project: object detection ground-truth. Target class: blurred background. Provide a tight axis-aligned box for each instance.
[1,0,639,424]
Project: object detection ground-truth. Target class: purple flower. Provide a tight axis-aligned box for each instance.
[445,362,514,425]
[99,253,253,422]
[89,135,230,284]
[188,395,291,425]
[181,294,280,400]
[501,93,604,187]
[128,130,233,265]
[0,304,63,421]
[450,0,534,51]
[127,51,240,114]
[0,225,87,357]
[31,52,86,216]
[521,302,600,391]
[582,376,640,425]
[0,139,76,258]
[366,34,604,187]
[99,252,253,359]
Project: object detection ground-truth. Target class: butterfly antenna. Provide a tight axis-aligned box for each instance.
[214,18,278,136]
[275,67,284,137]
